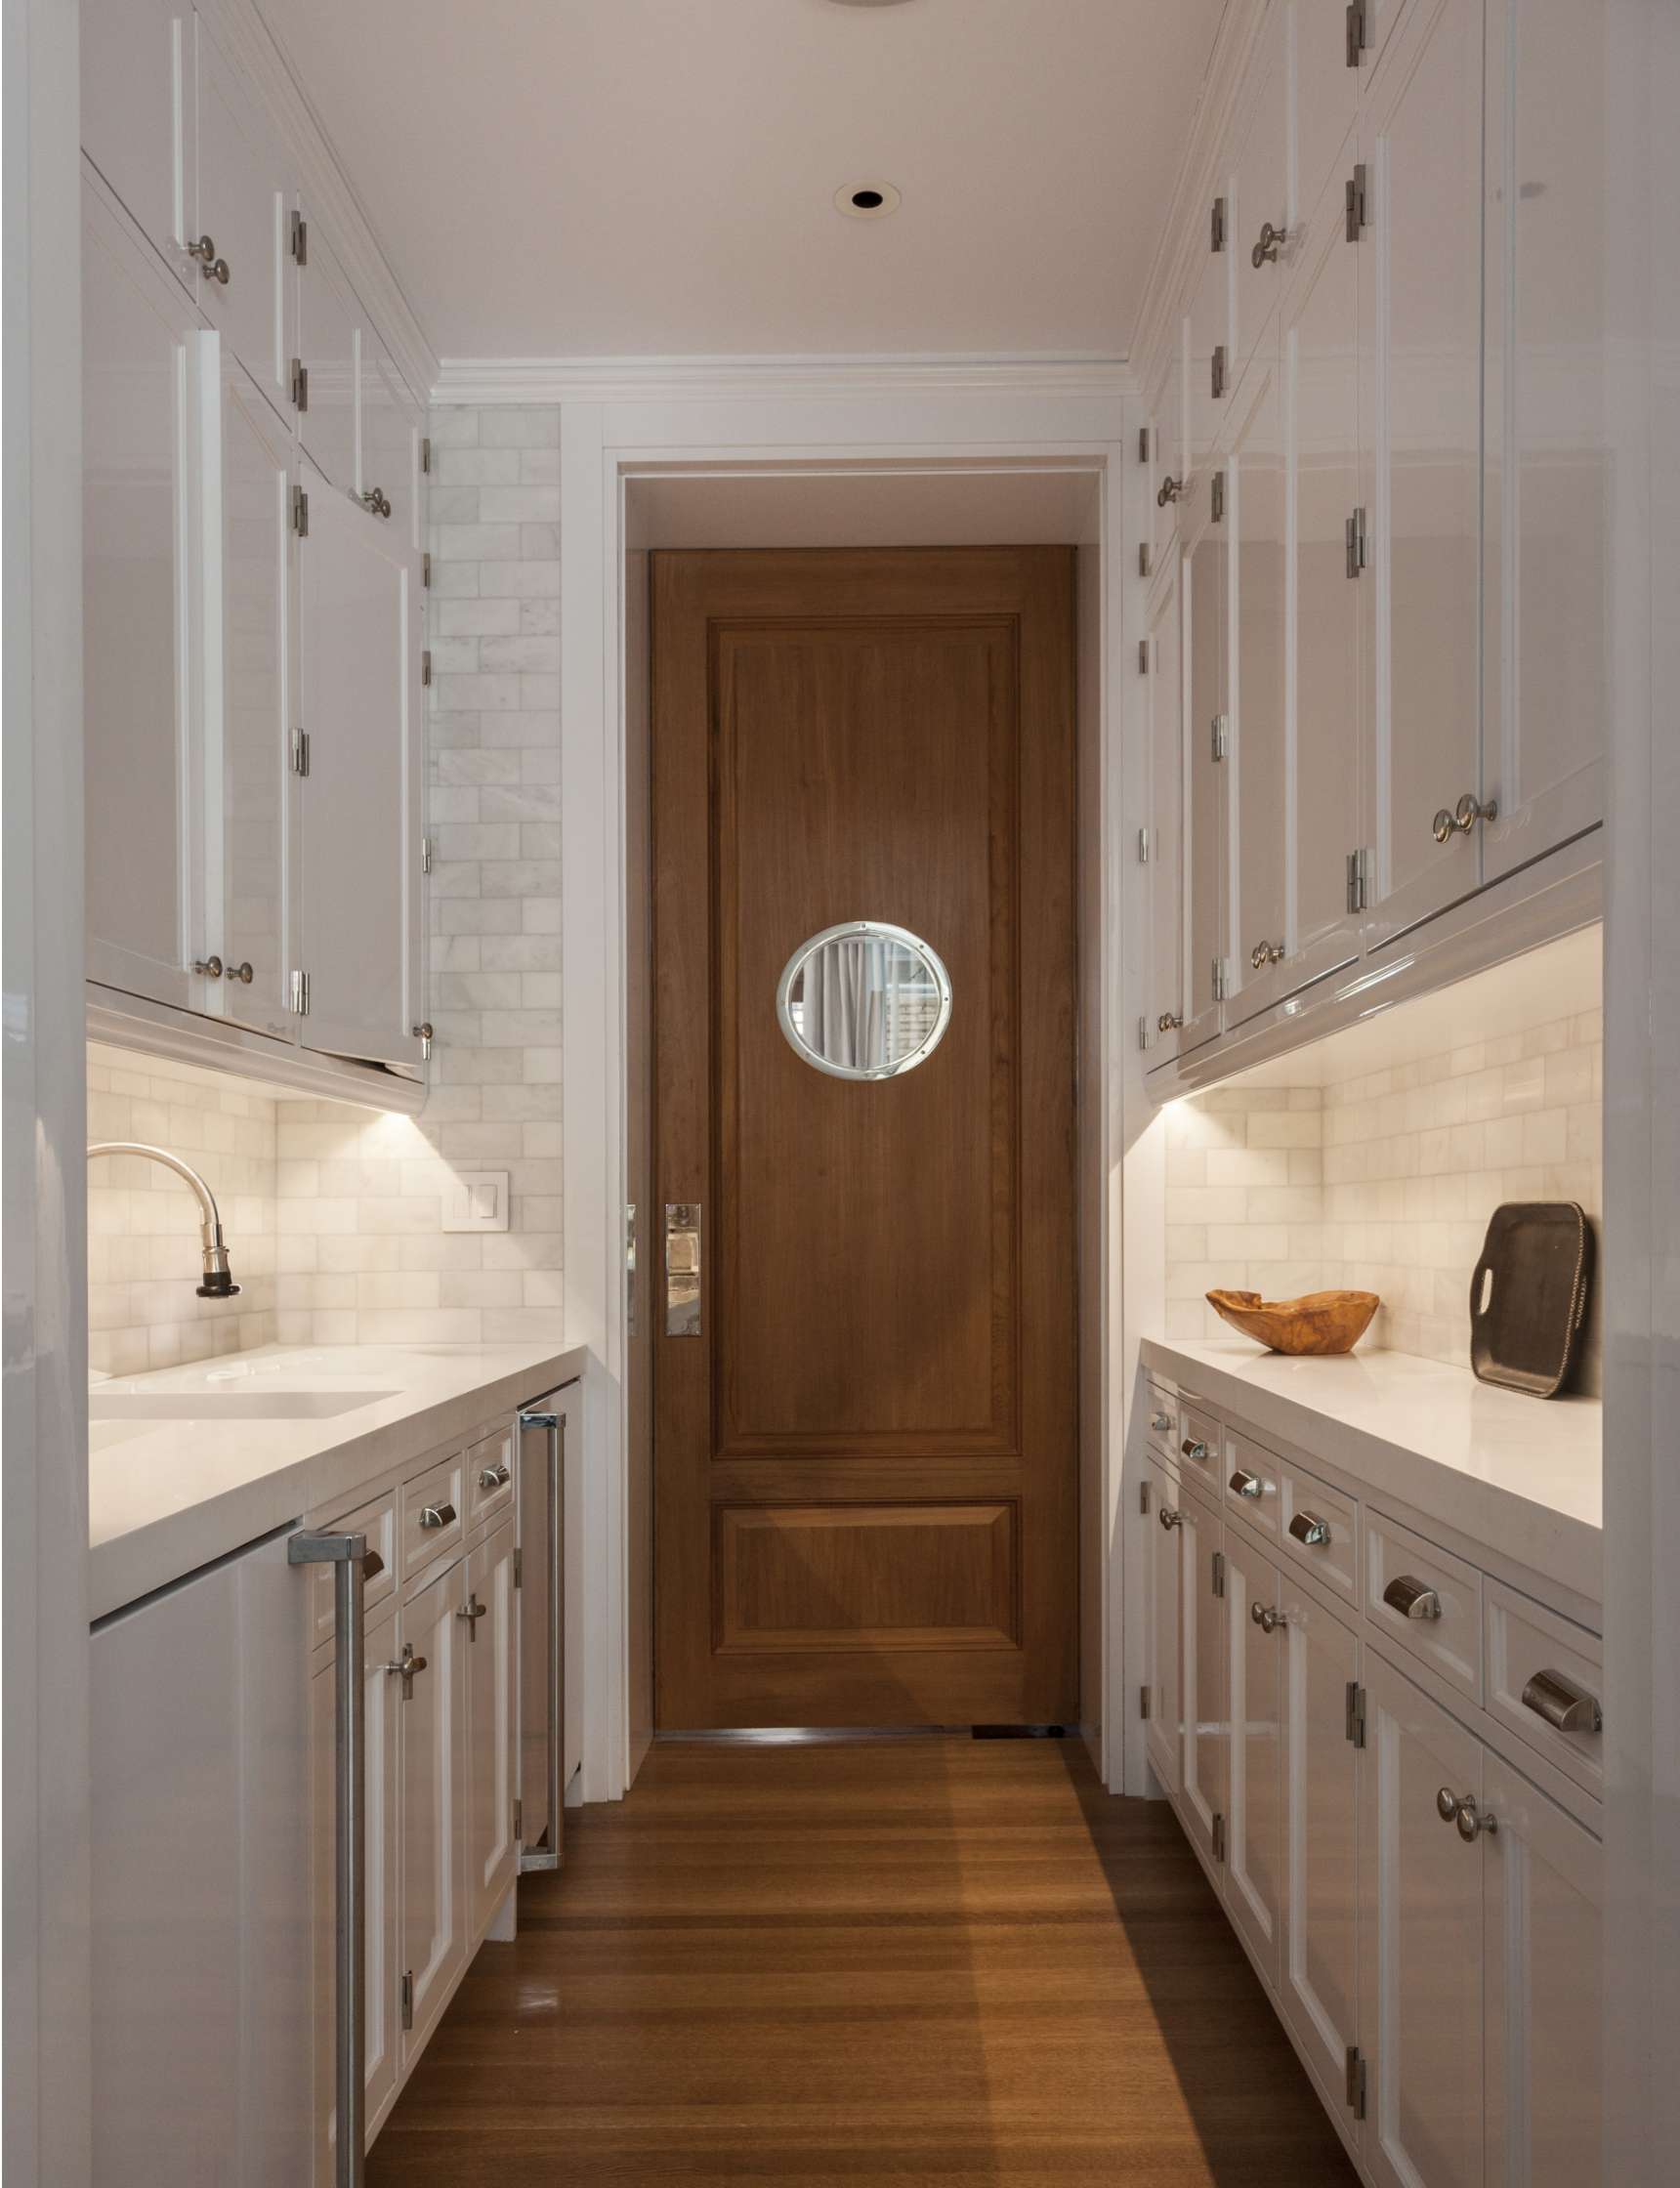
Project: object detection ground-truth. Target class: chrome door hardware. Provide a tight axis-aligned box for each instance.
[1251,220,1287,269]
[1382,1574,1443,1621]
[1180,1435,1208,1462]
[385,1640,428,1700]
[1157,1503,1184,1532]
[1346,847,1372,912]
[359,486,392,519]
[1250,939,1284,969]
[1521,1666,1603,1734]
[418,1501,456,1531]
[1250,1601,1286,1633]
[412,1023,434,1059]
[665,1202,702,1336]
[192,955,224,979]
[1230,1467,1263,1499]
[1438,1788,1497,1841]
[1151,1410,1174,1434]
[477,1459,511,1492]
[226,959,253,984]
[1156,474,1184,508]
[1211,956,1232,1003]
[1346,162,1369,241]
[1289,1510,1330,1546]
[1211,712,1230,761]
[1157,1011,1184,1032]
[1433,791,1499,843]
[187,232,231,283]
[456,1592,487,1642]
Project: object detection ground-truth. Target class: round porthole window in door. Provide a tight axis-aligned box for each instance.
[776,920,952,1081]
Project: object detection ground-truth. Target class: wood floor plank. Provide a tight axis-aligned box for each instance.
[368,1740,1357,2187]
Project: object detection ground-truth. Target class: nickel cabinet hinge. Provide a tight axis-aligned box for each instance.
[1346,0,1368,67]
[513,1544,523,1588]
[1345,503,1367,577]
[289,357,309,412]
[1137,826,1152,865]
[1212,956,1232,1004]
[421,435,433,476]
[1211,469,1226,524]
[1140,1481,1152,1516]
[1346,1679,1367,1748]
[1138,424,1153,467]
[1140,1684,1152,1721]
[514,1796,523,1842]
[1139,638,1151,676]
[291,484,309,538]
[1346,161,1369,241]
[290,209,308,264]
[1212,1812,1226,1863]
[289,969,311,1017]
[290,729,310,778]
[421,834,434,874]
[422,549,432,588]
[1212,1550,1227,1600]
[400,1970,413,2032]
[1211,344,1227,401]
[1211,713,1230,762]
[1346,2044,1368,2119]
[1210,195,1227,253]
[422,649,433,688]
[1346,846,1373,914]
[1138,540,1152,579]
[1138,1015,1152,1052]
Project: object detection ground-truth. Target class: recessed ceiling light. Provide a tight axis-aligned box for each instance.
[835,180,902,219]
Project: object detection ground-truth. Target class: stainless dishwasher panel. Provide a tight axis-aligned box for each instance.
[517,1390,572,1870]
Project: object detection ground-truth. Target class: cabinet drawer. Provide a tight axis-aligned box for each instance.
[1144,1382,1179,1464]
[311,1489,396,1651]
[400,1452,465,1582]
[466,1424,515,1528]
[1174,1400,1223,1497]
[1365,1509,1481,1703]
[1223,1423,1282,1541]
[1278,1463,1358,1605]
[1486,1581,1604,1794]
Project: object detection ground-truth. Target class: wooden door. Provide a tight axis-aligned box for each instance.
[651,548,1076,1729]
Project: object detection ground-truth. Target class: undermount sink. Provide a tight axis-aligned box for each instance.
[89,1390,398,1422]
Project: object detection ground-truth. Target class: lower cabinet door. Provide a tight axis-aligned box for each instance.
[1359,1652,1486,2188]
[465,1515,519,1937]
[399,1555,467,2064]
[1144,1458,1182,1797]
[1178,1491,1227,1874]
[1223,1530,1284,1982]
[1483,1754,1602,2188]
[312,1599,401,2184]
[1279,1578,1362,2131]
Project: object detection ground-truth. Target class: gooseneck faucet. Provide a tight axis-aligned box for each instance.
[86,1142,241,1297]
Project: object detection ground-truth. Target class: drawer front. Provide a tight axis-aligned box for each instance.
[1144,1382,1179,1464]
[1223,1423,1282,1541]
[1486,1580,1604,1793]
[467,1423,516,1527]
[401,1452,465,1581]
[1278,1463,1358,1606]
[1174,1400,1223,1498]
[311,1489,397,1649]
[1365,1508,1481,1703]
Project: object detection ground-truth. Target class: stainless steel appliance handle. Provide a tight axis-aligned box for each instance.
[519,1409,564,1869]
[287,1528,370,2188]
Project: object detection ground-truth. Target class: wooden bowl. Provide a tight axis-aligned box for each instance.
[1204,1287,1380,1356]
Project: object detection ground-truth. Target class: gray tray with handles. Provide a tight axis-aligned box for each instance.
[1469,1201,1594,1399]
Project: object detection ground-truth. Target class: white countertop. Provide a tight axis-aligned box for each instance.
[88,1341,590,1622]
[1140,1336,1603,1606]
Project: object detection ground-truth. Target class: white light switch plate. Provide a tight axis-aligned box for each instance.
[441,1170,510,1233]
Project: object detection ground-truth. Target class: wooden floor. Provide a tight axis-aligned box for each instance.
[369,1738,1357,2187]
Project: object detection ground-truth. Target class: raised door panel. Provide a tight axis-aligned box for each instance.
[1178,1489,1227,1872]
[1146,561,1185,1063]
[1279,1578,1361,2129]
[1359,1652,1486,2188]
[1183,485,1230,1048]
[298,462,425,1070]
[1361,0,1488,947]
[1481,0,1607,885]
[1224,1530,1284,1983]
[295,210,359,498]
[193,20,295,426]
[80,0,193,276]
[1151,333,1188,567]
[1483,1752,1601,2188]
[359,328,424,563]
[1232,5,1288,386]
[1291,0,1360,242]
[465,1518,519,1939]
[82,173,202,1012]
[1284,162,1364,989]
[1187,211,1233,472]
[1144,1459,1182,1797]
[1228,365,1291,1022]
[399,1558,466,2063]
[202,353,295,1039]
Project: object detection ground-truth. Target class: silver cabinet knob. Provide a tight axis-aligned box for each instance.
[192,955,223,979]
[1250,939,1284,969]
[1156,1011,1184,1032]
[359,486,392,519]
[1180,1436,1208,1463]
[1288,1510,1330,1547]
[1157,1504,1184,1532]
[1251,219,1287,268]
[1456,1796,1496,1842]
[455,1592,487,1640]
[226,958,253,984]
[1156,475,1184,508]
[1433,791,1499,843]
[418,1501,456,1531]
[187,233,231,283]
[1521,1667,1602,1734]
[478,1460,511,1492]
[1230,1467,1263,1499]
[1382,1574,1443,1621]
[1151,1410,1173,1433]
[1250,1601,1286,1633]
[384,1642,427,1700]
[1436,1786,1462,1824]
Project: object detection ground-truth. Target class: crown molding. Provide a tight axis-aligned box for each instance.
[432,352,1136,409]
[197,0,440,409]
[1127,0,1270,408]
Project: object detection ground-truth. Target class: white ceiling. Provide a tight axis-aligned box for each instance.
[261,0,1225,363]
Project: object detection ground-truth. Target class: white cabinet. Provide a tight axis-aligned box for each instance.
[82,171,202,1013]
[1178,1487,1228,1873]
[1150,332,1188,568]
[295,209,360,499]
[1232,1,1288,387]
[1145,560,1186,1060]
[1291,0,1360,241]
[1228,362,1289,1019]
[359,325,425,560]
[1187,203,1232,473]
[399,1554,468,2062]
[80,0,193,278]
[1223,1529,1284,1984]
[464,1518,520,1937]
[1183,482,1230,1047]
[298,462,426,1071]
[1144,1459,1182,1798]
[192,18,296,428]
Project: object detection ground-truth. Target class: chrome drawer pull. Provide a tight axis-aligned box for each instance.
[1230,1467,1263,1499]
[1382,1574,1442,1621]
[1151,1410,1173,1433]
[1521,1667,1602,1735]
[1288,1510,1330,1547]
[360,1549,385,1583]
[418,1501,456,1531]
[1157,1504,1184,1532]
[1181,1435,1208,1462]
[478,1460,511,1492]
[1250,1601,1286,1634]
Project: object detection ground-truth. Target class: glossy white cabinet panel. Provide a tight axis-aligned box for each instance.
[1359,1652,1485,2188]
[201,351,294,1039]
[1361,0,1487,945]
[1187,210,1232,472]
[399,1555,467,2064]
[1223,1528,1284,1983]
[192,19,294,426]
[82,173,200,1013]
[358,325,424,560]
[1184,488,1229,1047]
[1484,1579,1604,1795]
[465,1517,519,1939]
[1483,1751,1602,2188]
[1151,331,1188,568]
[1365,1506,1482,1704]
[1146,560,1186,1062]
[1144,1458,1182,1797]
[1290,0,1359,240]
[1229,363,1289,1019]
[295,209,359,498]
[80,0,192,277]
[1232,2,1287,383]
[1279,1578,1361,2129]
[1178,1486,1228,1873]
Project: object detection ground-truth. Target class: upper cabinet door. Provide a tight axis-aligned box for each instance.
[82,170,202,1011]
[1228,362,1290,1023]
[81,0,194,278]
[1233,5,1288,388]
[358,327,424,562]
[1183,479,1231,1049]
[192,21,295,426]
[298,463,425,1071]
[1480,0,1607,885]
[1151,328,1188,567]
[1146,559,1186,1064]
[1187,206,1233,472]
[1291,3,1360,237]
[295,208,359,499]
[1360,0,1487,947]
[200,350,295,1041]
[1284,162,1364,991]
